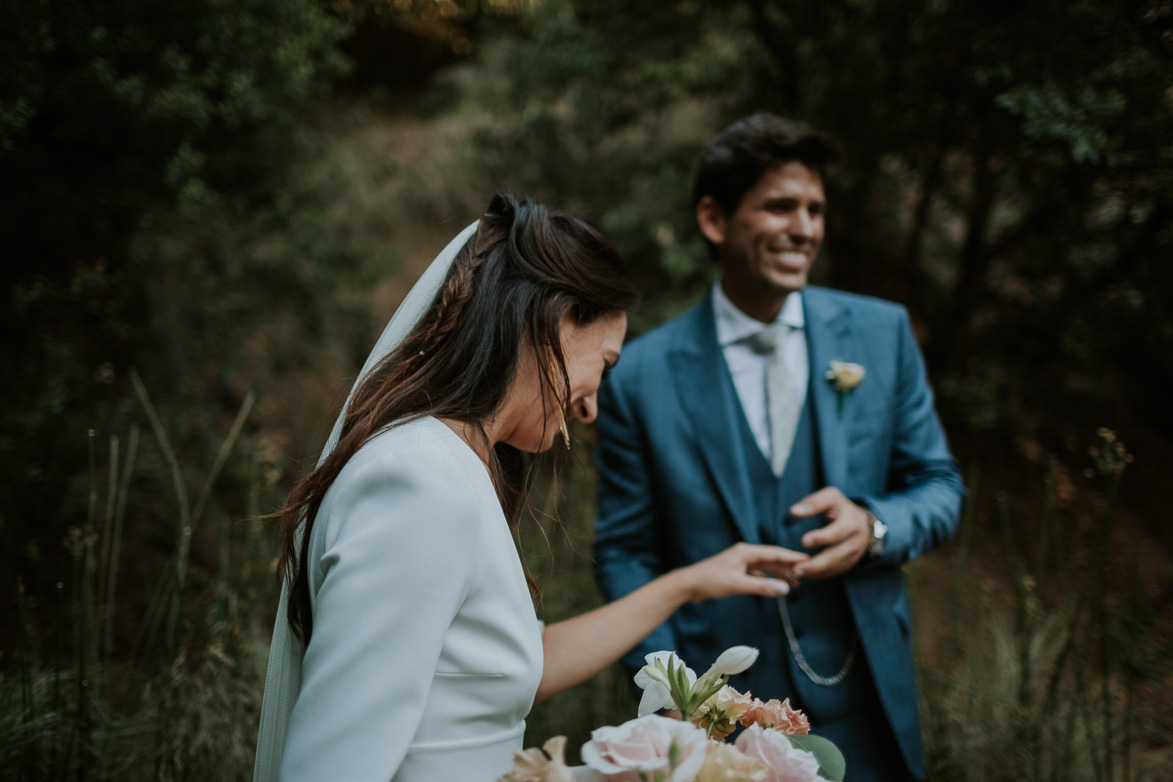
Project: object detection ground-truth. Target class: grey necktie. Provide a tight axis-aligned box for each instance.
[751,323,802,477]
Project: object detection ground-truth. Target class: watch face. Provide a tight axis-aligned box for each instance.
[868,517,887,557]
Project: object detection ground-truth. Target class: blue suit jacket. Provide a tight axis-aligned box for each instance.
[593,285,965,777]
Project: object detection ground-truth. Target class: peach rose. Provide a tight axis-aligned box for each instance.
[692,686,754,739]
[580,715,708,782]
[739,698,810,736]
[734,725,821,782]
[497,736,576,782]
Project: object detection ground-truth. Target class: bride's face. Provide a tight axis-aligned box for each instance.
[498,310,627,453]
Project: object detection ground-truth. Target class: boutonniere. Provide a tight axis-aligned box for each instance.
[825,359,865,418]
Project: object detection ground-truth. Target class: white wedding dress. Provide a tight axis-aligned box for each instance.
[254,223,546,781]
[274,416,544,781]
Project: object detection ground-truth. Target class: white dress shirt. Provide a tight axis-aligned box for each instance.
[712,281,809,463]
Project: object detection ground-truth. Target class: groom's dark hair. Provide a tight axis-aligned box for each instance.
[692,113,843,219]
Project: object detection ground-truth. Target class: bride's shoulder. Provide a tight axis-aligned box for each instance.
[349,419,473,473]
[312,418,496,557]
[326,418,493,521]
[344,418,475,487]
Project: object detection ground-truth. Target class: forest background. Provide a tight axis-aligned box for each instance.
[1,1,1171,780]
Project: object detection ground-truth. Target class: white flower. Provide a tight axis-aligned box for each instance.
[580,715,708,782]
[634,651,696,717]
[636,679,675,718]
[708,646,759,676]
[688,646,760,718]
[825,360,865,392]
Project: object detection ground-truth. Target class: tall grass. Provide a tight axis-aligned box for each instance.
[918,429,1148,782]
[2,374,276,782]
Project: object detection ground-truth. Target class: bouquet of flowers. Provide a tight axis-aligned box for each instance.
[498,646,845,782]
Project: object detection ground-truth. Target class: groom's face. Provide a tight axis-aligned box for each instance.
[698,161,826,322]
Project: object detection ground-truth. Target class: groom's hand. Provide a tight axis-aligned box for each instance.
[788,487,872,580]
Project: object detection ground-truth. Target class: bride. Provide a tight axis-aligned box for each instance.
[253,193,804,781]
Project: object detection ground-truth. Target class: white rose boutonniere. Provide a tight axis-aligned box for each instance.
[825,360,865,419]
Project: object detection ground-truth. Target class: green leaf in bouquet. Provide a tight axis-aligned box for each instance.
[787,734,846,782]
[668,659,693,712]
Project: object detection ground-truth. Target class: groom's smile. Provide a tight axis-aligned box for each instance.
[766,248,814,271]
[699,161,827,323]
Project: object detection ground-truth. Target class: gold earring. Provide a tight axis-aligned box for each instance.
[557,407,571,449]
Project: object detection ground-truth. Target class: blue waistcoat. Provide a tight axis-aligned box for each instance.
[730,384,870,726]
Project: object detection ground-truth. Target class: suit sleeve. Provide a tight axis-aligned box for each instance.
[855,308,966,566]
[277,450,482,781]
[592,364,679,669]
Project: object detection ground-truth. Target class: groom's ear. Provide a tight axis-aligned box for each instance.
[696,196,727,246]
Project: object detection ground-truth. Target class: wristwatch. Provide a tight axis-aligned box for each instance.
[865,511,888,559]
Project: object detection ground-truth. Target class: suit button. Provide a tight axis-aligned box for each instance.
[787,590,803,604]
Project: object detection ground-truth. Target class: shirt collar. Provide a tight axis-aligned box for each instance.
[712,280,805,348]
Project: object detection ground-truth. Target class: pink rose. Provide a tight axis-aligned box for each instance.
[580,715,708,782]
[734,725,821,782]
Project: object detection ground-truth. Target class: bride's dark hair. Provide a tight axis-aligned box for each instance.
[278,193,638,643]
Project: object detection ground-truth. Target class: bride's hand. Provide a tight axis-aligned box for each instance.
[675,542,808,602]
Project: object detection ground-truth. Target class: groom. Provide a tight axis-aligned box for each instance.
[593,114,965,781]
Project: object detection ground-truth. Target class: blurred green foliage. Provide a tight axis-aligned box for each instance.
[0,0,350,593]
[449,0,1173,441]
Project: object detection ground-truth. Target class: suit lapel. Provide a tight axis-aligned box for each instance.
[668,297,762,545]
[804,288,853,491]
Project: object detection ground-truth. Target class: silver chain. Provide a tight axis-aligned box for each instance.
[777,598,857,687]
